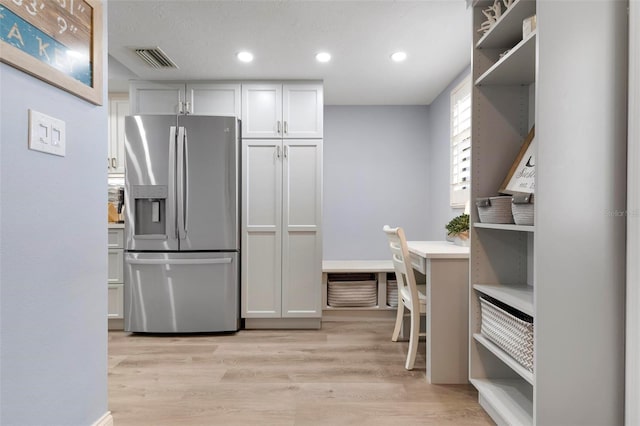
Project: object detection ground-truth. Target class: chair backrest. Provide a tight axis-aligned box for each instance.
[383,225,421,309]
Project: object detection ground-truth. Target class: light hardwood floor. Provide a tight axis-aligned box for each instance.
[108,320,493,425]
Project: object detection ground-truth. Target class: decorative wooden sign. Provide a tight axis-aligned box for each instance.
[499,126,535,194]
[0,0,103,105]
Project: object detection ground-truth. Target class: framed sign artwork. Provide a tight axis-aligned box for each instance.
[499,126,535,194]
[0,0,103,105]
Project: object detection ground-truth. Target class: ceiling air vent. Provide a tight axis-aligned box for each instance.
[133,47,178,69]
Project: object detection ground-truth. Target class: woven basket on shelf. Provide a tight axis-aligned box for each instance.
[476,196,515,224]
[479,295,534,372]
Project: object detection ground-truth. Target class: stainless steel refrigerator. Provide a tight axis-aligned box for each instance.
[123,115,240,333]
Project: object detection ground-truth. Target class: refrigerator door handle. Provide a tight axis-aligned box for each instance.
[127,257,233,266]
[169,126,178,239]
[177,126,187,240]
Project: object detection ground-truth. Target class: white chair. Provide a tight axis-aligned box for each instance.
[383,225,426,370]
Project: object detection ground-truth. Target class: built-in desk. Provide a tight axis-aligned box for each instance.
[407,241,469,384]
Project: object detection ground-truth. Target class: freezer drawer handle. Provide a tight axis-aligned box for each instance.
[127,258,233,265]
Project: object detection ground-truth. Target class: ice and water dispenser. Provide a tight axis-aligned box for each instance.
[131,185,167,236]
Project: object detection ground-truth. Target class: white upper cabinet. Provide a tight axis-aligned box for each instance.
[242,83,323,139]
[241,84,283,138]
[186,83,241,117]
[108,94,129,174]
[130,81,241,116]
[282,84,323,138]
[129,81,185,114]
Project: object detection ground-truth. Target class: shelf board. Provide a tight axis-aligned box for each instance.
[476,31,536,86]
[476,0,537,49]
[473,333,534,384]
[470,378,533,426]
[474,222,535,232]
[323,305,396,311]
[474,283,534,316]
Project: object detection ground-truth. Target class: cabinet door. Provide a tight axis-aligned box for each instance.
[241,139,283,318]
[281,139,323,317]
[108,95,129,174]
[108,284,124,319]
[129,81,185,114]
[187,83,241,117]
[241,84,282,138]
[108,248,124,284]
[282,84,323,138]
[108,228,124,249]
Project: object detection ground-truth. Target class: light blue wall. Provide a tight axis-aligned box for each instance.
[0,12,108,426]
[425,66,471,239]
[322,67,470,260]
[323,106,430,260]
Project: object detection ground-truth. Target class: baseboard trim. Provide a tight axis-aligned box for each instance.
[322,308,396,322]
[92,411,113,426]
[244,317,321,329]
[108,318,124,330]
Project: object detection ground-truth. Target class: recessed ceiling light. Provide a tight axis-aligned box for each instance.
[391,51,407,62]
[237,51,254,63]
[316,52,331,63]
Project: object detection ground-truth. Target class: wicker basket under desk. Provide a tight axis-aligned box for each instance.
[327,273,377,307]
[479,295,534,372]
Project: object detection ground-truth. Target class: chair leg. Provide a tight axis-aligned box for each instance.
[405,308,420,370]
[391,303,404,342]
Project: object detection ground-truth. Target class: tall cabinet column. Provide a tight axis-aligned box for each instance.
[241,82,323,329]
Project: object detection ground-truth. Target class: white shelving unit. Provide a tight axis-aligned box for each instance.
[470,0,626,424]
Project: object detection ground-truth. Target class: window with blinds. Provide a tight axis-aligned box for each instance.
[450,76,471,208]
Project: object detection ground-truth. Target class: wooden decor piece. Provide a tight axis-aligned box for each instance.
[0,0,103,105]
[499,126,535,194]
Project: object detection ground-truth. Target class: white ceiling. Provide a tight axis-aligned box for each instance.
[108,1,472,105]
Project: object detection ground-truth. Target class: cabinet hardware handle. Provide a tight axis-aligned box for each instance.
[108,158,111,169]
[284,145,288,158]
[277,121,281,134]
[112,158,117,169]
[284,121,288,134]
[276,145,281,158]
[178,101,183,114]
[114,158,118,169]
[185,102,191,115]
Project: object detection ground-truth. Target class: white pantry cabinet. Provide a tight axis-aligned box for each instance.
[241,139,323,326]
[129,81,241,117]
[241,83,323,139]
[108,94,129,174]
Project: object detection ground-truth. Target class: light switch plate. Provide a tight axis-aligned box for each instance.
[28,109,66,157]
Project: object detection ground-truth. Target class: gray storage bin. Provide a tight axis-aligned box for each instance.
[476,196,515,224]
[512,194,534,225]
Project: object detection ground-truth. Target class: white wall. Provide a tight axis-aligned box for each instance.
[0,13,108,426]
[424,66,471,239]
[323,106,430,260]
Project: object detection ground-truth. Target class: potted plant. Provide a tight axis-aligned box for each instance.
[445,213,470,246]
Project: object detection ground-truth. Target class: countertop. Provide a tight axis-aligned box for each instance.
[108,223,125,229]
[407,241,469,259]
